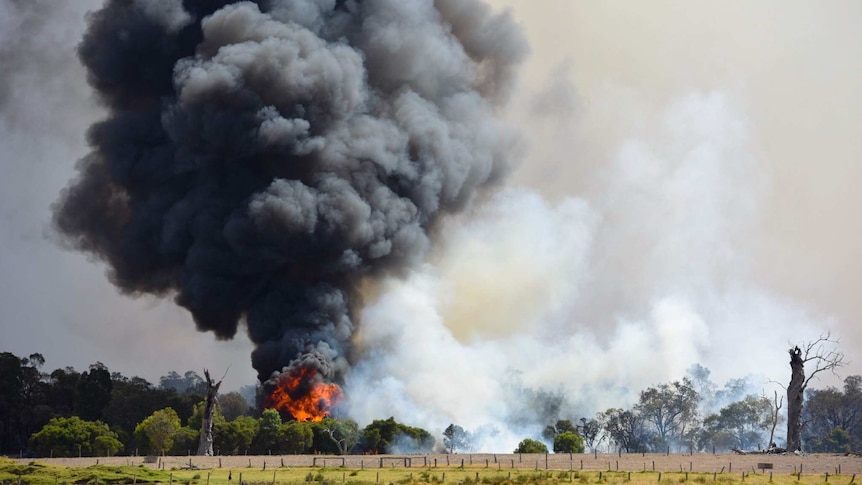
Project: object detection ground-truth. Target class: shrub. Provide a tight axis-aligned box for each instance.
[513,438,549,454]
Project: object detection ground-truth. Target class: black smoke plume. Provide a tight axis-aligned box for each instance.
[54,0,527,385]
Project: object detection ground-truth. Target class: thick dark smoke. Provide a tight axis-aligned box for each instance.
[53,0,527,384]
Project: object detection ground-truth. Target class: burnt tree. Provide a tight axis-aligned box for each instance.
[197,369,223,456]
[785,335,845,452]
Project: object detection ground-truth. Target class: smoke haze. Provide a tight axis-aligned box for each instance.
[345,92,822,450]
[1,0,860,450]
[344,0,862,449]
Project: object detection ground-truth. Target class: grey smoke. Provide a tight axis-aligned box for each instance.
[53,0,527,383]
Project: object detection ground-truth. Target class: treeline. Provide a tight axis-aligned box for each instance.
[2,352,860,456]
[0,352,253,456]
[27,410,433,458]
[555,365,862,454]
[0,352,435,457]
[443,366,861,455]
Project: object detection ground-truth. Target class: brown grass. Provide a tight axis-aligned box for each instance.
[12,452,862,475]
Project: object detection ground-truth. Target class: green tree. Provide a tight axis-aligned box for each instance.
[0,352,24,454]
[188,399,225,432]
[169,426,200,455]
[311,418,359,455]
[388,422,434,453]
[803,376,862,450]
[219,392,252,422]
[29,416,123,457]
[165,391,206,427]
[543,419,578,441]
[443,424,470,453]
[361,428,382,454]
[252,409,282,454]
[358,417,433,454]
[807,426,852,453]
[47,366,81,418]
[19,353,51,449]
[93,434,124,456]
[698,414,736,452]
[719,395,771,450]
[636,378,700,450]
[280,421,313,454]
[514,438,548,454]
[579,417,602,452]
[598,408,648,452]
[553,431,584,453]
[159,371,206,394]
[75,362,113,422]
[102,375,164,452]
[135,408,181,455]
[215,415,259,455]
[845,376,862,449]
[362,417,398,453]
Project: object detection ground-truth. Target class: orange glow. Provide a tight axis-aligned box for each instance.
[264,366,343,422]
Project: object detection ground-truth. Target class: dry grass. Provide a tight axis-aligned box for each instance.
[10,452,862,475]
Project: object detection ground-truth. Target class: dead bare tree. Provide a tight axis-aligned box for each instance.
[766,390,783,450]
[197,368,225,456]
[786,334,845,452]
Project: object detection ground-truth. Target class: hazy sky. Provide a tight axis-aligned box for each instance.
[1,0,860,405]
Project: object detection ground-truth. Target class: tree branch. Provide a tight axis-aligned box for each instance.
[800,333,846,390]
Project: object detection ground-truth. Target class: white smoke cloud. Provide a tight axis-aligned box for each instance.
[345,90,827,451]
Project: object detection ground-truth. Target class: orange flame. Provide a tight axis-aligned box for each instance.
[264,366,343,422]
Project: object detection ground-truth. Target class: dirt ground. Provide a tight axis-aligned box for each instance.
[13,453,862,476]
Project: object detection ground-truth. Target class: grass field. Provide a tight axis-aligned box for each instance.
[3,454,860,485]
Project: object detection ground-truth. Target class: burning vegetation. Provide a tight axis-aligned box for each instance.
[264,365,344,422]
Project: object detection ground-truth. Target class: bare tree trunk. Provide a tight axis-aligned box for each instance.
[768,390,783,449]
[786,347,804,452]
[197,369,222,456]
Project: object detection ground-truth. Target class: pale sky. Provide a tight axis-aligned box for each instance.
[1,0,860,398]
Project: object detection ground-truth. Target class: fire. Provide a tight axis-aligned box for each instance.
[264,366,343,422]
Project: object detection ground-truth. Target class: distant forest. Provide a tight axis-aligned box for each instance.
[1,352,859,457]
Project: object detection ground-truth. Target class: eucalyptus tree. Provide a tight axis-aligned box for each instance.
[636,378,700,450]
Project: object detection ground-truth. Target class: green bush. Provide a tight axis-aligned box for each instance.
[29,416,124,457]
[513,438,548,454]
[553,432,585,453]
